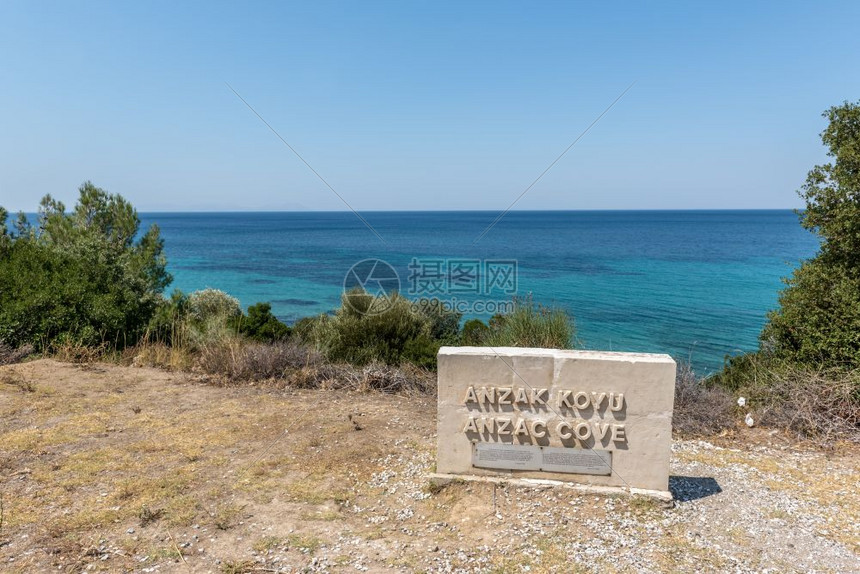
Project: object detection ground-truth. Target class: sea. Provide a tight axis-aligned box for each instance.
[138,210,819,374]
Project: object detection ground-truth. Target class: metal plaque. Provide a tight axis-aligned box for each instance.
[472,443,541,471]
[540,447,612,475]
[472,443,612,475]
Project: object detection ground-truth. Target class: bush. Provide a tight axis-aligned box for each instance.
[0,182,170,350]
[310,290,442,367]
[762,260,860,367]
[149,292,290,349]
[187,288,241,324]
[228,302,290,342]
[413,298,462,343]
[707,102,860,442]
[159,288,242,349]
[750,368,860,442]
[291,316,320,343]
[482,297,573,349]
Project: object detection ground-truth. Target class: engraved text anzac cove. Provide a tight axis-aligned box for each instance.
[461,385,627,445]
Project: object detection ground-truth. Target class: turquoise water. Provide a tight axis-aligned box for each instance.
[139,210,818,373]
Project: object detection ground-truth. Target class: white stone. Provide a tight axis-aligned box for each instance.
[435,347,676,496]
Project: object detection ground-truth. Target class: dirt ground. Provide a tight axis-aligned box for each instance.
[1,359,858,573]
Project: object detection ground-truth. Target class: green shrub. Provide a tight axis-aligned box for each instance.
[181,288,241,347]
[291,316,321,343]
[762,259,860,368]
[413,298,462,344]
[401,334,444,369]
[187,288,241,324]
[706,101,860,441]
[310,290,439,367]
[482,297,573,349]
[228,302,291,342]
[0,182,170,350]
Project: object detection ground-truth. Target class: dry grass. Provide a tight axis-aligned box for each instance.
[653,528,733,572]
[0,359,439,571]
[673,363,736,437]
[310,361,436,395]
[220,559,256,574]
[676,361,859,445]
[50,340,108,364]
[252,535,285,552]
[127,341,194,370]
[125,337,437,396]
[0,341,33,366]
[0,370,36,393]
[746,367,860,443]
[198,338,321,380]
[287,533,323,554]
[196,339,436,395]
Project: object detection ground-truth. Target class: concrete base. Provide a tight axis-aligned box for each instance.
[428,472,674,504]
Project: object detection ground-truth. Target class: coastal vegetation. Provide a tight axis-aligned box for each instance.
[0,187,574,378]
[1,102,859,444]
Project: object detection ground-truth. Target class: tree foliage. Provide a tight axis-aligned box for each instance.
[762,101,860,368]
[0,182,170,349]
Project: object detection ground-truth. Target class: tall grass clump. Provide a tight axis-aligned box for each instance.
[145,288,240,350]
[198,339,319,381]
[479,297,573,349]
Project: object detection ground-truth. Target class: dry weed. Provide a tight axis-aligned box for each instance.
[673,363,735,437]
[0,341,33,366]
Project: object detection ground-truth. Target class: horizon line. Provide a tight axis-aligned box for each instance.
[132,207,802,214]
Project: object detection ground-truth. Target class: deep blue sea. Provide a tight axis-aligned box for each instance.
[139,211,819,374]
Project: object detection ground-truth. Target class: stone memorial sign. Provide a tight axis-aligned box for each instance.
[436,347,676,498]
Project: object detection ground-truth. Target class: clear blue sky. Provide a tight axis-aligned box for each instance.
[2,1,858,211]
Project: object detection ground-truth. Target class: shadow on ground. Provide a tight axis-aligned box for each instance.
[669,475,722,502]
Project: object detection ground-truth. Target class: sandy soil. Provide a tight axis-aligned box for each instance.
[0,359,858,573]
